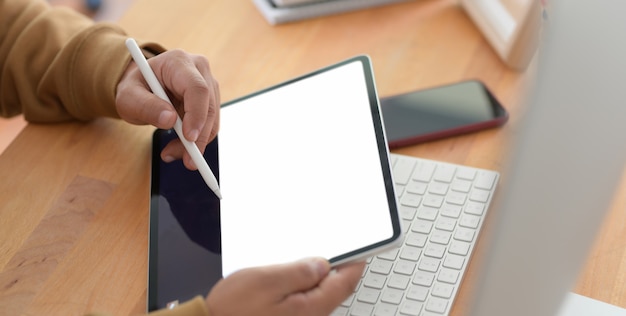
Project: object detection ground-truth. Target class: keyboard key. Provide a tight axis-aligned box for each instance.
[446,191,467,205]
[374,302,399,316]
[393,158,416,185]
[363,273,387,289]
[406,180,428,195]
[422,194,444,208]
[330,307,348,316]
[417,206,439,221]
[401,193,422,207]
[381,288,404,304]
[412,271,435,286]
[435,217,457,232]
[454,227,476,242]
[438,268,460,284]
[412,161,435,182]
[400,300,424,316]
[431,282,454,298]
[401,219,411,234]
[464,201,485,216]
[424,243,446,259]
[459,214,481,229]
[378,248,399,261]
[433,164,456,183]
[428,182,449,195]
[469,188,490,203]
[430,230,452,245]
[411,220,433,234]
[399,205,417,220]
[440,203,462,218]
[340,293,355,307]
[456,167,476,181]
[475,170,497,190]
[394,184,405,198]
[405,232,428,248]
[400,245,422,262]
[388,274,411,290]
[357,287,380,304]
[394,259,417,276]
[351,302,375,316]
[451,179,472,193]
[443,254,465,270]
[448,240,470,256]
[406,285,430,301]
[418,257,441,273]
[425,297,449,314]
[370,259,394,275]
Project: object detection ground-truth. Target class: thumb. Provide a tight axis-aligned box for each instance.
[139,94,178,129]
[116,80,178,129]
[268,257,330,296]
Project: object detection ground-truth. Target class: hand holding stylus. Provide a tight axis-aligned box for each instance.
[119,38,222,199]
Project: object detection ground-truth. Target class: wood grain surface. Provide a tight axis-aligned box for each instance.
[0,0,623,314]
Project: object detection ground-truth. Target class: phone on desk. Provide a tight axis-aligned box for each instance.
[381,80,508,149]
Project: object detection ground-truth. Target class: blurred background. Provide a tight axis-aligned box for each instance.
[48,0,134,21]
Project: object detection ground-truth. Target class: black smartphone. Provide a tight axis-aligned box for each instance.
[381,80,508,149]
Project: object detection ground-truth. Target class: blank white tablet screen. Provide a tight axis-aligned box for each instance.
[219,58,396,277]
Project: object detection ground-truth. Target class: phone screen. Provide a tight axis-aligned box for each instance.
[381,80,508,148]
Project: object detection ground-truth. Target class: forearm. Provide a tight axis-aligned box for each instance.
[0,0,164,123]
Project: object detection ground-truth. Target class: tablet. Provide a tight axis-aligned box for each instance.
[148,55,402,310]
[219,55,402,276]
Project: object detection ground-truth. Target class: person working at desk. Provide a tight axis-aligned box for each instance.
[0,0,366,315]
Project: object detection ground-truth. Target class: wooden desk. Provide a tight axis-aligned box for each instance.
[0,0,624,314]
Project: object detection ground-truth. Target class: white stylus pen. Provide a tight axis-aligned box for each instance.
[125,38,222,199]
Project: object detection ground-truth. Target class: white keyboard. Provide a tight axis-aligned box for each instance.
[332,153,499,316]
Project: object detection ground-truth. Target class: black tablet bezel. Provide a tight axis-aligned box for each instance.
[220,55,402,268]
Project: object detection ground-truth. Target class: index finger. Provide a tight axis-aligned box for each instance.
[180,56,218,143]
[152,51,218,143]
[189,54,220,147]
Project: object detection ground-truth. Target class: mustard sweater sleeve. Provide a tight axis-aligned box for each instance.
[0,0,164,123]
[147,297,211,316]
